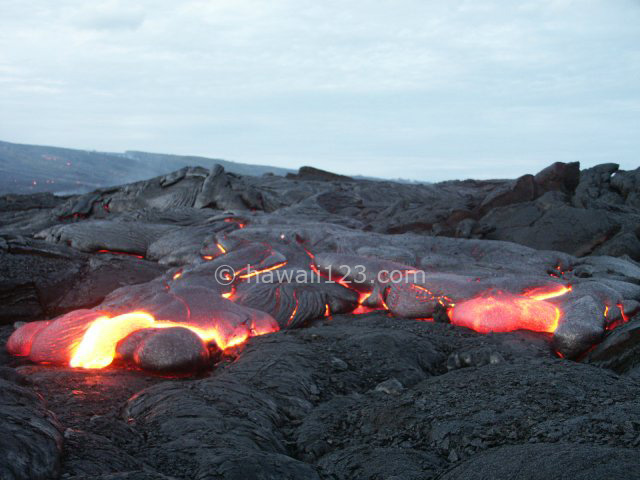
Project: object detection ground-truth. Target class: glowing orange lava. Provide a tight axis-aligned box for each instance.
[358,291,372,304]
[351,291,376,314]
[66,310,279,369]
[70,312,156,368]
[287,293,299,327]
[221,286,236,298]
[445,283,571,334]
[449,291,563,334]
[8,307,280,370]
[522,284,572,301]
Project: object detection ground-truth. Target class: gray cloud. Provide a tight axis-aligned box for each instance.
[0,0,639,180]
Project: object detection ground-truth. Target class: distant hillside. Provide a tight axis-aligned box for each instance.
[0,140,295,195]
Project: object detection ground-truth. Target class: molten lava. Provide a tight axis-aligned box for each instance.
[221,286,235,299]
[70,312,155,368]
[7,239,578,375]
[69,310,278,369]
[6,320,50,356]
[9,307,280,370]
[522,284,572,301]
[449,285,570,334]
[606,303,631,331]
[287,292,299,326]
[351,291,376,314]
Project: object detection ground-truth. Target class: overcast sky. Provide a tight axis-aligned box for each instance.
[1,0,639,181]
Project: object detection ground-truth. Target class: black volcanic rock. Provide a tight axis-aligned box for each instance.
[477,173,537,214]
[35,220,174,256]
[552,295,605,359]
[234,274,359,328]
[0,237,165,324]
[115,328,160,363]
[0,368,63,480]
[286,165,354,182]
[318,446,444,480]
[132,327,210,374]
[585,319,640,375]
[478,200,621,256]
[534,161,581,194]
[572,163,621,209]
[439,443,640,480]
[194,164,247,210]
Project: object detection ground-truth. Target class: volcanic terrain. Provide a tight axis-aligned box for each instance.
[2,161,640,479]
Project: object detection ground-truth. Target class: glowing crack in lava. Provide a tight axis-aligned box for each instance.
[449,284,571,334]
[351,291,376,315]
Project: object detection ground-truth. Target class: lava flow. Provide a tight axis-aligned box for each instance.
[449,284,571,334]
[8,309,280,370]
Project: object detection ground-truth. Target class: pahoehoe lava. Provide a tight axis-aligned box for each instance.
[2,161,640,479]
